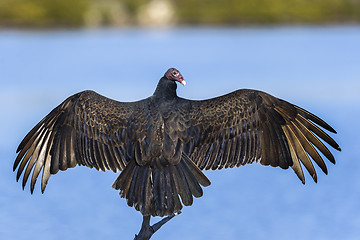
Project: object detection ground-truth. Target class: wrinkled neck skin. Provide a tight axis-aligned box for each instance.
[152,77,178,101]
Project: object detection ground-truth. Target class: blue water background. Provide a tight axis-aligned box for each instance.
[0,26,359,239]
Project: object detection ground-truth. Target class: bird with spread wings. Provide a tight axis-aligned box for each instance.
[14,68,340,239]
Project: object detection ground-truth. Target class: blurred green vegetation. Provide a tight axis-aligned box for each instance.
[0,0,88,27]
[174,0,360,24]
[0,0,359,27]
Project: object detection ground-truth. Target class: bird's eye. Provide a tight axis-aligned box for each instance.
[173,72,179,77]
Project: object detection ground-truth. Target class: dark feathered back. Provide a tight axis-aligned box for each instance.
[14,71,340,217]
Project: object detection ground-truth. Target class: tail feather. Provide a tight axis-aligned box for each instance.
[127,165,141,207]
[171,161,193,206]
[153,164,178,216]
[168,165,183,211]
[139,165,153,215]
[178,160,203,198]
[112,154,211,217]
[182,153,211,187]
[114,160,136,196]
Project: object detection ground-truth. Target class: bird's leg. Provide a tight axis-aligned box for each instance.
[134,211,182,240]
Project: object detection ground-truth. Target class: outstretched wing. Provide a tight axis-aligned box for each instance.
[169,89,341,183]
[14,90,149,193]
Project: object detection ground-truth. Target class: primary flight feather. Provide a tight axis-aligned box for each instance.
[14,68,341,217]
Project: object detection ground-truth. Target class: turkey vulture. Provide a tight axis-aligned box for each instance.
[14,68,340,239]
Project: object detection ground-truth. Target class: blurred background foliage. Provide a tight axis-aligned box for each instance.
[0,0,359,27]
[0,0,88,27]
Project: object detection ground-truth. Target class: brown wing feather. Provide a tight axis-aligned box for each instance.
[174,89,340,183]
[14,90,149,193]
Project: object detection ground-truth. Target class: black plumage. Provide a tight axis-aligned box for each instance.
[14,68,341,218]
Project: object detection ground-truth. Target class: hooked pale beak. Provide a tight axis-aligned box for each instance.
[178,76,186,86]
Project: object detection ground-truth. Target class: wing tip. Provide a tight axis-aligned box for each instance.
[16,146,21,153]
[324,124,337,134]
[312,173,318,183]
[16,173,21,182]
[41,183,47,194]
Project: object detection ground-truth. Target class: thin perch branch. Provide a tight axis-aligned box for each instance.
[134,211,181,240]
